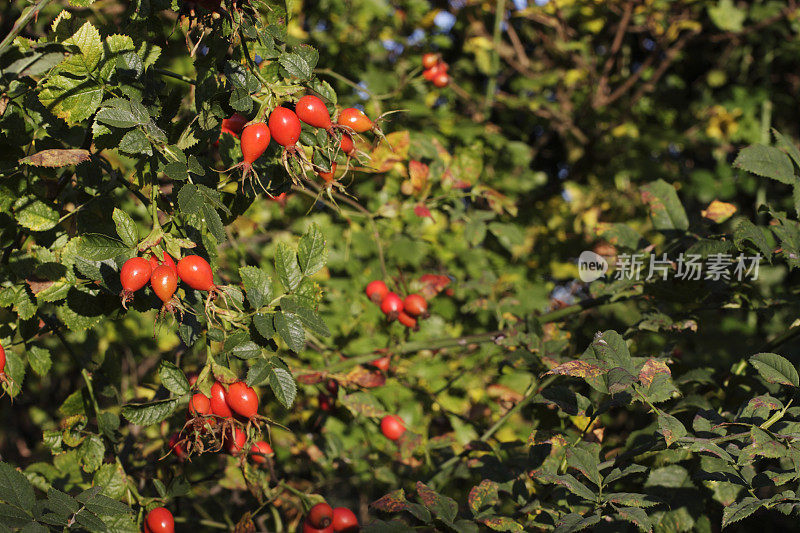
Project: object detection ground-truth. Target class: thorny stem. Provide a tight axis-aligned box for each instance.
[0,0,54,58]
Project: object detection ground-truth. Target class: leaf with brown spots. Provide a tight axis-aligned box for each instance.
[639,359,671,387]
[344,366,386,388]
[480,516,525,532]
[543,360,605,379]
[371,489,408,512]
[20,149,91,168]
[468,480,499,515]
[415,481,458,522]
[296,372,325,385]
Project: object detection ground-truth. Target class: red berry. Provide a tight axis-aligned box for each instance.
[176,255,214,291]
[0,344,5,377]
[317,162,337,183]
[120,257,152,293]
[268,106,302,147]
[403,294,428,317]
[422,53,439,69]
[318,393,334,412]
[188,393,211,417]
[372,356,390,372]
[296,95,332,130]
[222,113,248,136]
[150,265,177,303]
[169,433,186,460]
[187,372,198,387]
[210,382,233,418]
[379,292,403,320]
[337,108,373,133]
[162,252,177,276]
[339,133,355,155]
[240,122,271,165]
[326,379,339,396]
[226,427,247,455]
[380,415,405,441]
[226,381,259,418]
[432,72,449,88]
[332,507,359,533]
[397,311,417,329]
[365,280,389,304]
[308,503,334,529]
[250,440,273,464]
[145,507,174,533]
[148,255,160,271]
[303,519,334,533]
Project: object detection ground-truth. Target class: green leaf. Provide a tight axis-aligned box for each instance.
[121,398,179,426]
[298,223,327,276]
[553,512,602,533]
[615,507,652,532]
[79,435,104,472]
[708,0,745,32]
[750,352,799,387]
[532,471,596,501]
[82,493,129,517]
[112,208,137,247]
[158,360,190,395]
[96,98,150,129]
[640,179,689,231]
[275,242,302,291]
[39,75,103,125]
[584,330,632,372]
[416,482,458,523]
[721,497,762,529]
[468,480,499,516]
[480,517,524,532]
[253,313,275,340]
[27,346,52,377]
[59,22,103,76]
[74,508,107,531]
[605,493,660,508]
[772,129,800,168]
[566,446,602,487]
[118,129,152,156]
[246,358,271,386]
[734,144,796,185]
[280,296,330,337]
[240,266,273,309]
[0,462,35,512]
[46,488,79,517]
[268,366,296,408]
[733,219,772,258]
[278,52,311,79]
[274,311,305,352]
[76,234,130,261]
[14,197,59,232]
[227,336,261,360]
[201,205,226,243]
[177,184,203,215]
[657,413,687,446]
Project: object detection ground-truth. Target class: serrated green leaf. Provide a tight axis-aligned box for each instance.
[13,197,59,232]
[298,224,326,276]
[27,346,52,377]
[640,179,689,231]
[121,399,179,426]
[278,52,311,79]
[60,22,102,77]
[76,234,130,261]
[240,266,273,309]
[268,366,296,408]
[79,435,104,472]
[721,497,762,529]
[46,488,79,517]
[657,413,687,446]
[0,462,35,512]
[274,311,305,352]
[246,358,271,386]
[734,144,796,185]
[112,208,137,247]
[750,352,799,387]
[275,243,301,291]
[158,360,189,395]
[118,129,151,156]
[39,75,103,125]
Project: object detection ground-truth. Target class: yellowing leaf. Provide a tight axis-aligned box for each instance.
[701,200,737,223]
[60,22,103,77]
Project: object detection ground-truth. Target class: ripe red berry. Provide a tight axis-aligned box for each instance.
[422,53,439,69]
[145,507,174,533]
[403,293,428,317]
[372,356,390,372]
[303,520,334,533]
[380,415,405,441]
[250,440,273,464]
[337,108,373,133]
[240,122,271,165]
[226,427,247,455]
[162,252,177,276]
[397,311,417,329]
[150,265,177,303]
[308,503,334,529]
[120,257,152,293]
[318,393,334,412]
[169,433,186,460]
[365,280,389,304]
[317,163,337,183]
[222,113,248,136]
[432,72,449,88]
[176,255,214,291]
[268,106,302,147]
[148,255,160,271]
[332,507,359,533]
[210,382,233,418]
[188,393,211,417]
[296,95,332,130]
[379,292,403,320]
[226,381,259,418]
[0,344,5,377]
[339,133,355,155]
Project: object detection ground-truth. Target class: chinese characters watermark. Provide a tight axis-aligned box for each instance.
[578,252,761,282]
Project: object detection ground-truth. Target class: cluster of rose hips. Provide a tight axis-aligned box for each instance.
[217,97,381,192]
[365,280,429,330]
[170,380,273,463]
[421,53,450,88]
[303,502,359,533]
[119,253,214,310]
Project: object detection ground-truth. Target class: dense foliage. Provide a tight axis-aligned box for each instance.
[3,0,800,531]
